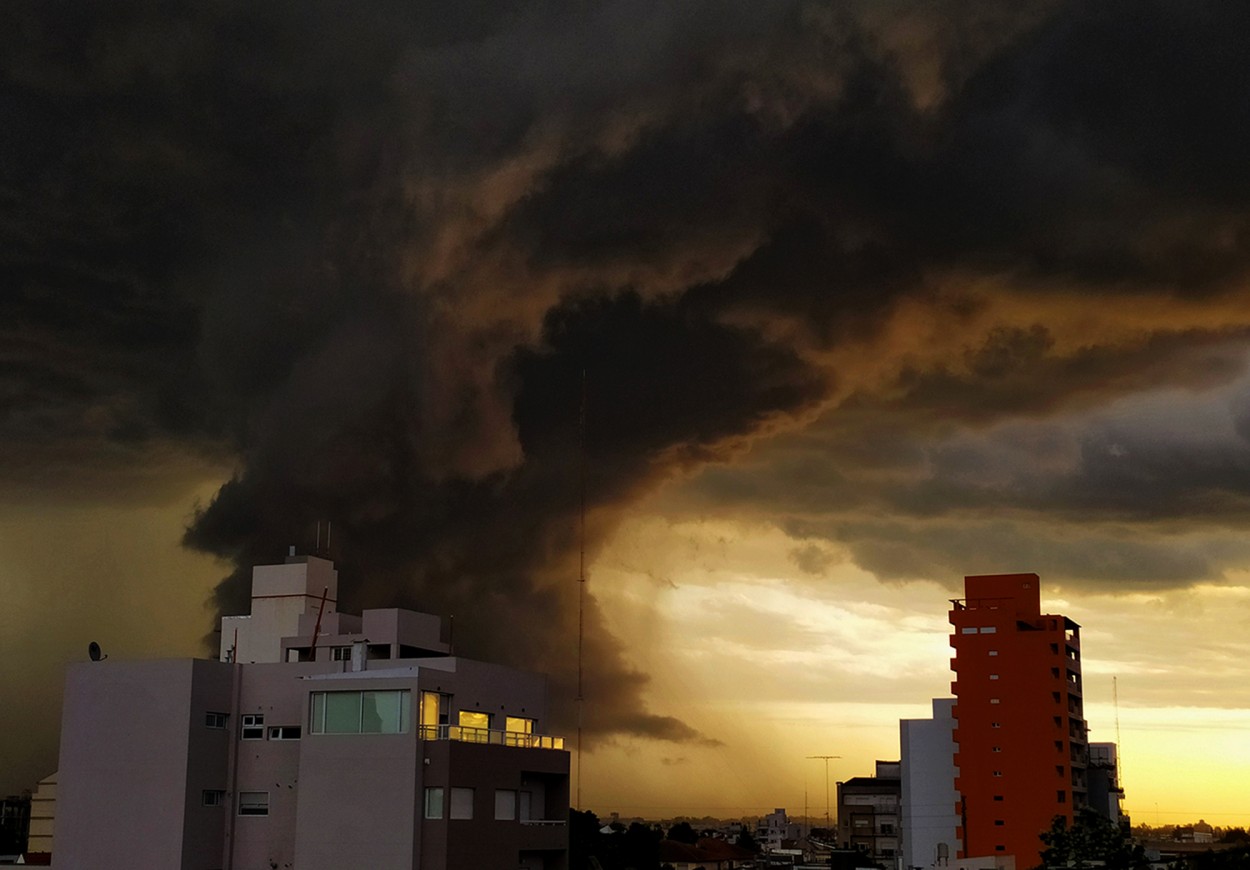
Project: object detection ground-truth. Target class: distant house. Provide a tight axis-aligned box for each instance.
[659,835,756,868]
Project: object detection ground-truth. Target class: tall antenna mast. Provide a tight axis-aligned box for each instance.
[1114,676,1124,787]
[576,368,587,811]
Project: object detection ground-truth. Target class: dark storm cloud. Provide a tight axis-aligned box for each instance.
[11,0,1250,744]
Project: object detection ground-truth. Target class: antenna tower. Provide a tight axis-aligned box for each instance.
[576,369,587,811]
[1114,676,1124,786]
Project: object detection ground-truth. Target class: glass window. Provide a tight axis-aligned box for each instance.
[202,789,225,807]
[506,716,535,734]
[362,691,408,734]
[241,714,264,740]
[310,691,411,734]
[238,792,269,816]
[450,787,474,820]
[205,712,228,729]
[960,627,977,634]
[980,626,997,634]
[421,691,442,728]
[460,711,491,729]
[331,646,352,661]
[325,692,362,733]
[495,789,517,820]
[268,726,301,740]
[425,787,444,819]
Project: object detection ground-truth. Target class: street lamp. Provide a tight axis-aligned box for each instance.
[807,755,841,834]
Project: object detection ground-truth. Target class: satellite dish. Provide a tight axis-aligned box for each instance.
[88,641,107,662]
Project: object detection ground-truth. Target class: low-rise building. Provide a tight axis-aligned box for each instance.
[55,553,570,870]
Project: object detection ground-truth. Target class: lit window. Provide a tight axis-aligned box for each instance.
[450,787,474,820]
[238,792,269,816]
[268,726,301,740]
[460,710,491,728]
[506,716,535,733]
[310,690,411,734]
[495,789,517,820]
[205,712,228,729]
[419,691,452,739]
[241,714,264,740]
[425,787,444,819]
[459,710,492,742]
[202,789,225,807]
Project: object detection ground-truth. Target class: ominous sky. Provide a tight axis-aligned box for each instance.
[5,0,1250,822]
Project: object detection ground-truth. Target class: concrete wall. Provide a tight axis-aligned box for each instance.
[424,740,568,870]
[902,698,960,870]
[56,658,232,870]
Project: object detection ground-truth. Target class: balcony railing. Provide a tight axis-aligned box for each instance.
[418,724,565,749]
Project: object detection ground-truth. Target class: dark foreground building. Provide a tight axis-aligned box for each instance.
[55,554,570,869]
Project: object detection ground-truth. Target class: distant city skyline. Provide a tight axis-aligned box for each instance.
[4,0,1250,834]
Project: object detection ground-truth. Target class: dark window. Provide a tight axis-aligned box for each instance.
[205,712,228,729]
[238,792,269,816]
[241,714,264,739]
[268,726,301,740]
[1057,790,1067,803]
[202,789,225,807]
[993,796,1004,802]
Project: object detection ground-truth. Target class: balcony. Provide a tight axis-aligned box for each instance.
[419,724,566,749]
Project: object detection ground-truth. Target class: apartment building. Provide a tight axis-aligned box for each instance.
[949,573,1087,870]
[54,554,570,870]
[900,699,960,870]
[837,761,902,868]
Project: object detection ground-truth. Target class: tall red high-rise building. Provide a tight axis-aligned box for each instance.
[949,573,1087,869]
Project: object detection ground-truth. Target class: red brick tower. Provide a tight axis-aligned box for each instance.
[950,573,1087,869]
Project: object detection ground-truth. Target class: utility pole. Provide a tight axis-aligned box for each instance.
[807,755,841,833]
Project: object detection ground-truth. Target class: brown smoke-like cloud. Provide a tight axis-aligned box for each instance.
[9,0,1250,744]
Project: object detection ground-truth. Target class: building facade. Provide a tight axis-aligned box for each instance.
[901,699,960,870]
[949,573,1087,870]
[837,761,902,867]
[55,554,569,870]
[1086,743,1126,828]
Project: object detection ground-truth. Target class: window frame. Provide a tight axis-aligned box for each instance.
[241,714,265,740]
[424,787,445,819]
[205,711,228,729]
[238,792,269,816]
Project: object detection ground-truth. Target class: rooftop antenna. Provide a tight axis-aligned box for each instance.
[807,755,840,832]
[315,521,321,553]
[576,368,587,811]
[87,641,107,662]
